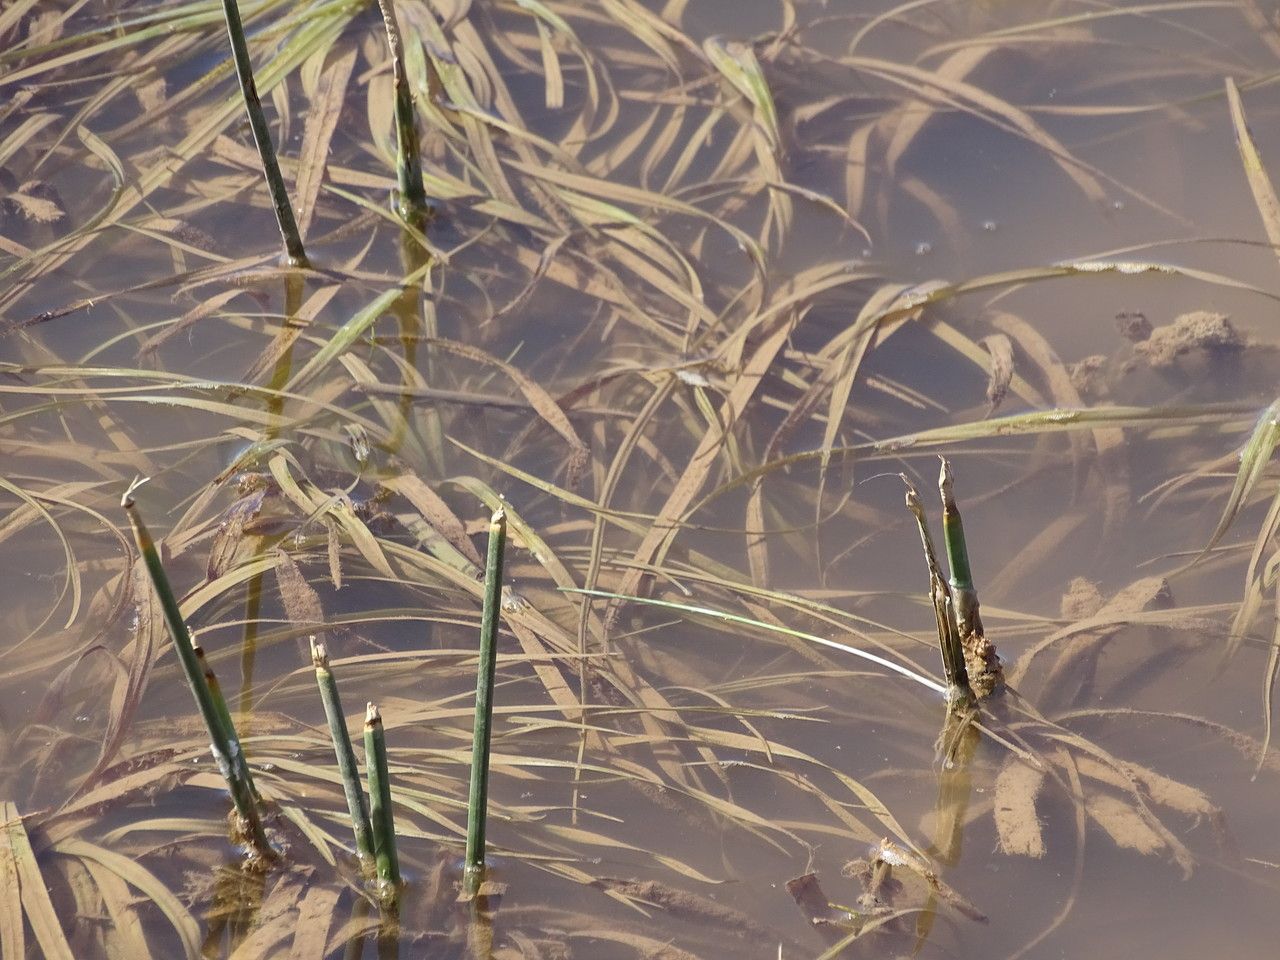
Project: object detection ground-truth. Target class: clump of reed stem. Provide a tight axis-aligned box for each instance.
[121,477,274,859]
[902,459,1004,703]
[375,0,433,228]
[365,702,401,895]
[904,477,972,705]
[937,459,1003,699]
[217,0,307,265]
[464,507,507,894]
[310,638,375,869]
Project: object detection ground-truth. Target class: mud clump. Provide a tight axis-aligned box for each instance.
[1128,310,1244,371]
[1069,354,1111,400]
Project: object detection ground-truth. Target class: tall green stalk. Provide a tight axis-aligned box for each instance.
[311,639,375,869]
[217,0,307,265]
[364,703,400,894]
[375,0,433,228]
[464,508,507,893]
[121,478,273,858]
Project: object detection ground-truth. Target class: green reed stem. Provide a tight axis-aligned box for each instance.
[938,458,982,641]
[217,0,307,266]
[364,703,400,893]
[196,645,259,802]
[121,478,273,858]
[375,0,432,228]
[464,508,507,893]
[311,639,375,868]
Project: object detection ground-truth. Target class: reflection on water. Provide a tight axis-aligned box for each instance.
[3,0,1280,956]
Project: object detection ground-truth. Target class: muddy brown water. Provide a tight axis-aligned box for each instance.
[3,1,1280,957]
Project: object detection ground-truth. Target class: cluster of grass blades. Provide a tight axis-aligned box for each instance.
[7,0,1280,957]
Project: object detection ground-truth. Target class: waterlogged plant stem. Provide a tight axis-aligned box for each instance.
[311,639,375,868]
[375,0,432,228]
[464,507,507,892]
[218,0,307,265]
[364,703,400,893]
[121,478,273,857]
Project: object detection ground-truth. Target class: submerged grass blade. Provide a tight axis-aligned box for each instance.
[311,639,375,869]
[1225,77,1280,270]
[217,0,307,265]
[465,507,507,892]
[120,478,273,858]
[364,703,400,895]
[2,802,73,960]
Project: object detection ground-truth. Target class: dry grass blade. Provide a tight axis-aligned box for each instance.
[294,48,356,240]
[2,802,74,960]
[54,837,202,959]
[844,53,1110,206]
[0,804,22,959]
[572,588,945,695]
[1225,77,1280,269]
[427,338,589,485]
[1200,397,1280,559]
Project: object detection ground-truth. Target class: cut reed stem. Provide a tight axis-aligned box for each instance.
[121,477,273,858]
[902,476,972,705]
[375,0,432,228]
[217,0,307,266]
[364,702,401,894]
[937,458,1004,699]
[311,638,376,869]
[464,507,507,893]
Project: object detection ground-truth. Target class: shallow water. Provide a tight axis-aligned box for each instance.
[3,1,1280,957]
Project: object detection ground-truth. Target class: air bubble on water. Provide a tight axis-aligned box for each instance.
[982,220,997,232]
[1111,199,1125,211]
[915,241,932,256]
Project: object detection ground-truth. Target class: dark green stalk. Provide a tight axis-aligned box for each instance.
[375,0,432,228]
[121,478,273,858]
[217,0,307,266]
[311,639,376,869]
[464,508,507,892]
[364,703,400,894]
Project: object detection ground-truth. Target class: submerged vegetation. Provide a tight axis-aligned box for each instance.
[4,0,1280,957]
